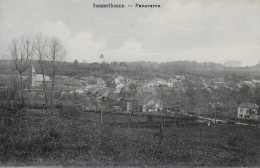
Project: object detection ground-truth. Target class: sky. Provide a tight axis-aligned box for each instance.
[0,0,260,66]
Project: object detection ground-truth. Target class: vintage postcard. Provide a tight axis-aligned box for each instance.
[0,0,260,167]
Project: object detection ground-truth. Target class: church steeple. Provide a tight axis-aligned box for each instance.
[31,65,36,87]
[32,64,36,75]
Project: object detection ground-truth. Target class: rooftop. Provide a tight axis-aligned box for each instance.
[238,103,258,109]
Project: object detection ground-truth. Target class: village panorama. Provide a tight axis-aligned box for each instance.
[0,35,260,166]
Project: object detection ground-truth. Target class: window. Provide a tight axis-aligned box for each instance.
[239,114,243,118]
[240,109,243,113]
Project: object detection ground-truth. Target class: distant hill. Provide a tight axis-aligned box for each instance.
[1,59,260,79]
[224,60,242,67]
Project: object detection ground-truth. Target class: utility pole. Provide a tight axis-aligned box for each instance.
[215,108,217,124]
[198,106,200,120]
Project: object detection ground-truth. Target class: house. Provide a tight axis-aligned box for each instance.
[30,65,51,88]
[81,76,95,84]
[96,78,106,86]
[125,78,139,86]
[81,76,106,86]
[252,79,260,87]
[211,77,225,88]
[237,103,259,120]
[114,75,126,93]
[114,75,125,85]
[126,92,151,113]
[142,97,163,113]
[126,92,163,113]
[168,78,184,88]
[241,81,255,88]
[68,88,85,95]
[145,80,159,88]
[155,78,167,86]
[175,75,185,80]
[85,86,116,100]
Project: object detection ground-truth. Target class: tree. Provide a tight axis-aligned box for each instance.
[100,62,108,70]
[111,61,118,67]
[105,78,116,88]
[156,86,182,113]
[10,37,34,105]
[0,73,19,100]
[100,54,104,63]
[34,34,49,110]
[128,79,142,127]
[238,84,253,104]
[185,86,196,112]
[73,59,79,68]
[119,62,128,68]
[46,37,65,112]
[255,87,260,106]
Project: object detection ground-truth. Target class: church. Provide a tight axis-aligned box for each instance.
[30,65,51,88]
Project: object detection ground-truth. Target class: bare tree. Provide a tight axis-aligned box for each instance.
[10,37,34,105]
[128,79,142,127]
[34,34,49,110]
[46,37,64,112]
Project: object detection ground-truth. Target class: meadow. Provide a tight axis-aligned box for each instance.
[0,105,259,167]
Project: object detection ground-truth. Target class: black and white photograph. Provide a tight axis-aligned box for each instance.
[0,0,260,167]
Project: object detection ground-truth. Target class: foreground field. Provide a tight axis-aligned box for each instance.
[0,107,260,166]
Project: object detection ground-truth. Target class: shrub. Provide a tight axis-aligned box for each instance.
[227,135,243,147]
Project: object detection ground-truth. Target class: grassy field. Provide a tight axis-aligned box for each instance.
[0,107,260,166]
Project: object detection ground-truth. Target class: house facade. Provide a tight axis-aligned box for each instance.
[237,103,259,120]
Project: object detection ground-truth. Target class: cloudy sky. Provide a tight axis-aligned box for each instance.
[0,0,260,66]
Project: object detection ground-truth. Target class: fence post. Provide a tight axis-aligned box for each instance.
[100,111,103,125]
[200,126,203,144]
[128,113,132,128]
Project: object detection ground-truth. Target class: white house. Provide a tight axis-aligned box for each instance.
[252,79,260,87]
[241,81,255,88]
[175,75,185,80]
[114,75,125,85]
[142,97,163,113]
[237,103,259,120]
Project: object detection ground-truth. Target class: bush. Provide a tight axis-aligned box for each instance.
[0,104,28,159]
[227,135,243,147]
[59,105,80,119]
